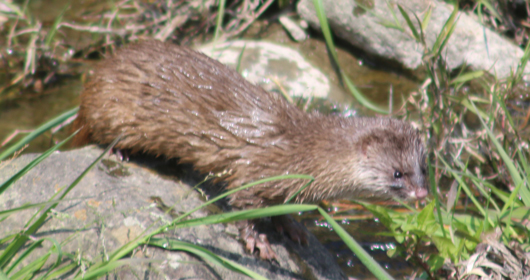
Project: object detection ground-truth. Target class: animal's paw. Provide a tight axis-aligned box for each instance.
[272,215,308,245]
[238,221,279,261]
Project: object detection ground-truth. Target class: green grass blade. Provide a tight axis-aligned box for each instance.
[431,3,458,56]
[6,239,44,274]
[56,137,121,203]
[438,155,494,226]
[388,3,402,28]
[173,174,314,224]
[212,0,226,43]
[435,17,458,58]
[421,6,432,31]
[518,149,530,190]
[430,156,447,238]
[9,253,49,280]
[0,200,71,219]
[105,204,318,264]
[470,101,530,205]
[456,97,489,119]
[476,1,501,21]
[235,43,246,73]
[0,129,77,197]
[512,36,530,86]
[0,133,76,269]
[34,237,63,279]
[1,1,25,17]
[149,239,268,280]
[470,178,501,211]
[44,4,68,47]
[71,260,148,280]
[500,180,525,218]
[7,238,63,279]
[171,204,318,230]
[41,263,78,280]
[343,74,388,114]
[449,153,501,211]
[449,70,484,85]
[317,207,394,280]
[24,30,38,75]
[356,1,403,31]
[492,86,517,137]
[103,179,314,264]
[0,107,79,161]
[312,0,387,114]
[397,5,420,41]
[285,177,314,203]
[440,163,512,206]
[0,133,114,269]
[312,0,338,62]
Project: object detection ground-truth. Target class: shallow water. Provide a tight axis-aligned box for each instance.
[296,209,420,278]
[0,82,81,154]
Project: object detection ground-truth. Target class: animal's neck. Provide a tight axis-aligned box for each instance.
[279,114,362,202]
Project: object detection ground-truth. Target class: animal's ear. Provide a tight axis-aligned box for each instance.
[359,135,381,157]
[360,138,370,156]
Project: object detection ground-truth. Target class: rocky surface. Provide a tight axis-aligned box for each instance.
[298,0,530,81]
[0,146,347,280]
[199,40,331,98]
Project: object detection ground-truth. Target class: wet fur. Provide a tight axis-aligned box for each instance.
[74,40,428,209]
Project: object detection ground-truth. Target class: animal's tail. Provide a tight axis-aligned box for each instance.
[70,110,91,147]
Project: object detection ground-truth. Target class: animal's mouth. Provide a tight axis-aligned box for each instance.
[403,187,428,201]
[389,184,428,201]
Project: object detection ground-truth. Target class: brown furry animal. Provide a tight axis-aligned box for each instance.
[73,40,428,260]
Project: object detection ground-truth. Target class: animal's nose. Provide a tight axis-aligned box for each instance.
[416,187,428,199]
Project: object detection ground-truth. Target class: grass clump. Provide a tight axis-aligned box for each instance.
[0,0,275,100]
[348,3,530,279]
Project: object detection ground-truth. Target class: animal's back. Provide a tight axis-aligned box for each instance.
[74,41,300,177]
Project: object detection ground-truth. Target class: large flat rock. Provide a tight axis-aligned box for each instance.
[0,146,347,279]
[298,0,530,80]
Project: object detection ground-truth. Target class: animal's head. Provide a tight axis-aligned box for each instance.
[351,120,428,202]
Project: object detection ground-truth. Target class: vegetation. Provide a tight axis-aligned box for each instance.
[1,0,530,279]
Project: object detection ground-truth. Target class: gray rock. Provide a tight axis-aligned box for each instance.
[0,146,346,280]
[279,16,309,42]
[298,0,530,80]
[199,40,331,98]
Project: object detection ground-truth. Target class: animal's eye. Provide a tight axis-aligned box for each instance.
[394,170,403,179]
